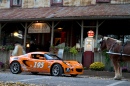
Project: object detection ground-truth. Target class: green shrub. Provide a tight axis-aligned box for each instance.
[89,62,105,71]
[0,45,14,51]
[69,46,78,55]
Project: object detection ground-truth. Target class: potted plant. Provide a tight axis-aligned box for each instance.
[69,46,78,60]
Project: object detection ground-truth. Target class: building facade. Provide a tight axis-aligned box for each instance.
[0,0,130,9]
[0,0,130,60]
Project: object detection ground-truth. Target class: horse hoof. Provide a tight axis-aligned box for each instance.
[114,77,122,80]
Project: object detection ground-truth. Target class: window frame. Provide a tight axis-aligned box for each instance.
[51,0,63,6]
[10,0,22,7]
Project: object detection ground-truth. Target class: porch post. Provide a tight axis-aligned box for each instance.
[51,21,54,46]
[23,23,27,50]
[95,21,99,48]
[0,23,7,45]
[81,20,84,48]
[0,24,1,45]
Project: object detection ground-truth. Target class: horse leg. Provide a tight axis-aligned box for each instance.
[111,56,122,80]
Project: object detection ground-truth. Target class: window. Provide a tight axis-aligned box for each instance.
[53,0,62,3]
[96,0,110,3]
[10,0,22,7]
[51,0,63,6]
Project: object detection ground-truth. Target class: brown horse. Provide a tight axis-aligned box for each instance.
[99,36,130,80]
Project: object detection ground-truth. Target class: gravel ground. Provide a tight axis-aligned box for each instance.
[0,81,47,86]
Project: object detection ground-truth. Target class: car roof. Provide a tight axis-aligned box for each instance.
[27,51,49,54]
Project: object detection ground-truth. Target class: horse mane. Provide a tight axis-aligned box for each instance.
[104,36,122,44]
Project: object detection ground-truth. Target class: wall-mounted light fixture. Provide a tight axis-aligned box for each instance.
[58,27,63,30]
[14,32,18,36]
[26,43,30,47]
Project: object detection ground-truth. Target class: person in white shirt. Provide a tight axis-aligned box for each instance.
[12,41,26,56]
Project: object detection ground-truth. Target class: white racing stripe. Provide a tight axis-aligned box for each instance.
[17,77,49,82]
[106,81,126,86]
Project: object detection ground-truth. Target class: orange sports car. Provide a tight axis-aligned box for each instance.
[9,52,84,77]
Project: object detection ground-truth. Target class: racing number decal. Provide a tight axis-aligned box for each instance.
[34,62,44,68]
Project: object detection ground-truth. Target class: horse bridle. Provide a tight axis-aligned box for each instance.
[109,42,117,52]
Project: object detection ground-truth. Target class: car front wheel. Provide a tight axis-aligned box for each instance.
[51,64,63,76]
[10,61,22,74]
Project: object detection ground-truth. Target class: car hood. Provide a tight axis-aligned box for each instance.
[63,60,81,66]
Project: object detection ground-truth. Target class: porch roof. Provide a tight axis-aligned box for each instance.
[0,4,130,22]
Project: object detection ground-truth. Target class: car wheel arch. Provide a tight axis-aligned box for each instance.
[10,61,22,74]
[50,63,64,75]
[10,61,20,68]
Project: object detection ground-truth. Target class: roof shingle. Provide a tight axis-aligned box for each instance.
[0,4,130,21]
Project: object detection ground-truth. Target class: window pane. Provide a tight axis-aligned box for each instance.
[13,0,20,5]
[53,0,62,3]
[96,0,110,2]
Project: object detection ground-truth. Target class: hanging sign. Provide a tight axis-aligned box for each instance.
[28,23,50,33]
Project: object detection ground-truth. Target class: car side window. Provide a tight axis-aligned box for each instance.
[31,54,35,59]
[31,54,45,60]
[44,54,53,60]
[31,54,38,59]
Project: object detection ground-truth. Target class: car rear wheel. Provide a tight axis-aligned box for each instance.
[51,64,63,76]
[10,61,21,74]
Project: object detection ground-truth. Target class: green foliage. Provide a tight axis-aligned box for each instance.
[83,67,88,70]
[69,46,78,56]
[0,45,14,51]
[108,66,114,72]
[120,62,125,67]
[102,49,110,65]
[89,62,105,71]
[64,46,70,52]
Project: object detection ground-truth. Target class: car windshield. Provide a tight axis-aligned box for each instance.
[44,53,62,60]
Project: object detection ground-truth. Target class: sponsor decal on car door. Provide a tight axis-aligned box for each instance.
[31,59,48,72]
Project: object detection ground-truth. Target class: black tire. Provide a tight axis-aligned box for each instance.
[10,61,22,74]
[31,72,39,75]
[51,64,63,76]
[70,74,78,77]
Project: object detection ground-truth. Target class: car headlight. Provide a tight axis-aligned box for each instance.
[66,68,71,72]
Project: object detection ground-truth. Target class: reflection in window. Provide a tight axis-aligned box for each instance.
[96,0,110,2]
[13,0,20,5]
[53,0,62,3]
[51,0,63,6]
[11,0,21,6]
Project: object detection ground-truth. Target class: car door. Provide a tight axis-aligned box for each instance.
[32,59,48,72]
[31,54,48,72]
[25,54,49,72]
